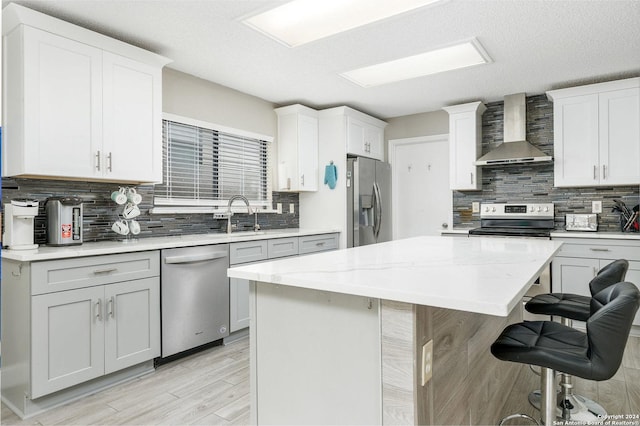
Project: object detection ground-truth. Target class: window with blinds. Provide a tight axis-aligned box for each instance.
[154,117,272,209]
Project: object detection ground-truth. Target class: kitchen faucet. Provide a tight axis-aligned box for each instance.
[226,195,260,233]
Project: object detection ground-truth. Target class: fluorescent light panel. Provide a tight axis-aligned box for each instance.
[341,39,491,87]
[243,0,443,48]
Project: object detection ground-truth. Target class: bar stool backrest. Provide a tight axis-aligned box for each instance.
[587,281,640,380]
[589,259,629,296]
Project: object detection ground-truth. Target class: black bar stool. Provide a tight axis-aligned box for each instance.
[525,259,628,420]
[492,281,640,425]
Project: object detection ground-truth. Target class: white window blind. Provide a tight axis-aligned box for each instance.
[154,118,272,209]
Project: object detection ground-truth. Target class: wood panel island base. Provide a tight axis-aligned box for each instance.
[228,236,563,425]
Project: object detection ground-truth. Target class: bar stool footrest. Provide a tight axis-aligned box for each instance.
[528,390,607,421]
[498,413,540,425]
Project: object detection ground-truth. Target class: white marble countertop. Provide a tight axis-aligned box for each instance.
[550,230,640,240]
[228,236,563,317]
[1,228,339,262]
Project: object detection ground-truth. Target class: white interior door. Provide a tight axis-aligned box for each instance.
[390,135,451,239]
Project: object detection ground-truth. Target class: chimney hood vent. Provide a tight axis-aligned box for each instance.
[475,93,552,166]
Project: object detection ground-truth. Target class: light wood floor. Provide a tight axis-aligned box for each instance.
[2,335,639,425]
[1,337,250,426]
[498,334,640,424]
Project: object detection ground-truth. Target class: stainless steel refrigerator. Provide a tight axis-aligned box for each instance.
[347,157,392,247]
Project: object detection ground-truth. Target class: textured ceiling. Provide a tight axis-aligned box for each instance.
[3,0,640,119]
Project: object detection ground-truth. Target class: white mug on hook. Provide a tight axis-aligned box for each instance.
[122,203,141,219]
[111,219,129,235]
[129,219,141,235]
[127,188,142,205]
[110,187,127,205]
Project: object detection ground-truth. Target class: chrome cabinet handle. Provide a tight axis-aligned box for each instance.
[93,268,117,275]
[96,151,101,171]
[593,165,597,180]
[589,248,610,252]
[470,172,474,184]
[315,241,326,247]
[95,299,103,321]
[602,165,606,180]
[164,252,227,264]
[108,296,115,318]
[107,152,113,172]
[301,174,305,186]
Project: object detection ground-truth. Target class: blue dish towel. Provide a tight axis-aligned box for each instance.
[324,163,338,189]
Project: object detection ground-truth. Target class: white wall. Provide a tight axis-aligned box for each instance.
[385,110,448,159]
[162,68,276,138]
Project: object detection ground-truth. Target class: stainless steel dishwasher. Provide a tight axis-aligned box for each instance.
[161,244,230,358]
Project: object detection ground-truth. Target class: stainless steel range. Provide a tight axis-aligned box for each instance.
[469,203,555,238]
[469,203,555,309]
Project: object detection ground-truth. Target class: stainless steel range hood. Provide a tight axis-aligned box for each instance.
[475,93,552,166]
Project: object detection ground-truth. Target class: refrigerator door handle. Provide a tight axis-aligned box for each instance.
[373,182,383,241]
[371,183,378,240]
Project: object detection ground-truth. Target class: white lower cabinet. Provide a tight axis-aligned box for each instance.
[229,241,269,333]
[104,278,160,374]
[551,237,640,326]
[31,277,159,398]
[1,250,160,416]
[32,286,105,398]
[229,234,339,333]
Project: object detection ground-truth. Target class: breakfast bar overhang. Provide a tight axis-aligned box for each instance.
[228,236,564,425]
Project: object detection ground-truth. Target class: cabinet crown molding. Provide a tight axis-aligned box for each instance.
[442,101,487,115]
[546,77,640,101]
[2,3,172,67]
[318,106,387,128]
[274,104,319,117]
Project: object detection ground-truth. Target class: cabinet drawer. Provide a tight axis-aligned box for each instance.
[268,237,299,259]
[31,251,160,295]
[555,241,640,261]
[230,240,269,265]
[299,234,339,255]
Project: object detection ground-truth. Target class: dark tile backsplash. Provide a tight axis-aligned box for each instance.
[453,94,640,231]
[1,177,299,244]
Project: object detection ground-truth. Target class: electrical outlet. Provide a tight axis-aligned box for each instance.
[421,339,433,386]
[472,202,480,213]
[276,203,282,214]
[289,203,295,214]
[592,200,602,214]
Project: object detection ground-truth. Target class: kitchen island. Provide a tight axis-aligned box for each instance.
[228,236,563,425]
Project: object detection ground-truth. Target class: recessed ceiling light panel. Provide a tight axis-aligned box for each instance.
[243,0,444,48]
[341,39,492,87]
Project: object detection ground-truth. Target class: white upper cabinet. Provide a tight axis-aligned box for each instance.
[275,104,319,192]
[346,116,385,161]
[102,53,163,182]
[443,101,486,191]
[2,4,170,184]
[6,26,104,180]
[547,78,640,187]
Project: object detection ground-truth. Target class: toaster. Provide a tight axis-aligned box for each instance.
[565,213,598,231]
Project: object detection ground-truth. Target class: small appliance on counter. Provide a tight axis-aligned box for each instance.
[46,197,83,246]
[565,213,598,231]
[2,199,39,250]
